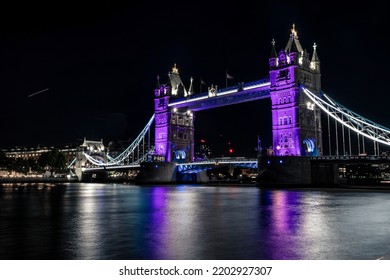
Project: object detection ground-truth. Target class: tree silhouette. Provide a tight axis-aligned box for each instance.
[38,148,67,176]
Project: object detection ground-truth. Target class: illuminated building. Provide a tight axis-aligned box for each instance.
[195,139,212,160]
[269,24,322,156]
[3,144,77,164]
[154,64,195,162]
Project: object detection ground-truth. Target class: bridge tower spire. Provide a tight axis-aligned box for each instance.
[269,24,323,156]
[154,64,195,162]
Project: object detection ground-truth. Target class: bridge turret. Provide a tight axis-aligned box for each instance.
[285,24,303,57]
[168,63,188,97]
[269,39,278,69]
[154,75,171,97]
[287,28,300,65]
[188,77,194,96]
[310,43,320,73]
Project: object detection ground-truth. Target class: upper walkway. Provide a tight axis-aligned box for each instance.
[168,78,270,111]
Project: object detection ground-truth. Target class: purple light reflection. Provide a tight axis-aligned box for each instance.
[262,190,304,259]
[147,187,170,259]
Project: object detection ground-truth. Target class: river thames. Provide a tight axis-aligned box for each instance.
[1,183,390,260]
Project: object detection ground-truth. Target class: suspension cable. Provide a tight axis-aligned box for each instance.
[348,128,352,156]
[327,106,331,155]
[301,86,390,147]
[82,114,155,167]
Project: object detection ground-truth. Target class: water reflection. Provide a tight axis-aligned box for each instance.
[261,190,303,259]
[1,183,390,260]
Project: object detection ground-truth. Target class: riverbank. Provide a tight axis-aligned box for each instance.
[0,177,78,183]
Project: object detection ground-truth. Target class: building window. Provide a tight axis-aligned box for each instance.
[158,99,166,107]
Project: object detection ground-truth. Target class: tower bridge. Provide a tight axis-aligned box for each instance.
[72,25,390,185]
[153,24,321,164]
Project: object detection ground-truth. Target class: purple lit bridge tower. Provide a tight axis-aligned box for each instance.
[269,25,322,156]
[153,25,322,165]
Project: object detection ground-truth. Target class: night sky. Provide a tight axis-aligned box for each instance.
[0,1,388,157]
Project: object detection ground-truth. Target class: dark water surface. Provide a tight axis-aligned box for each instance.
[1,183,390,260]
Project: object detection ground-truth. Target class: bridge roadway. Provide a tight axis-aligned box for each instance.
[82,157,258,174]
[176,157,258,174]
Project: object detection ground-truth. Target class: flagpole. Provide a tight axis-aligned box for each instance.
[225,69,227,88]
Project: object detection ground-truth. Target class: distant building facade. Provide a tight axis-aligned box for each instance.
[2,144,78,165]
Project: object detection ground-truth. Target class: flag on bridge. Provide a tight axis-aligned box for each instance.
[200,78,207,93]
[226,70,234,87]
